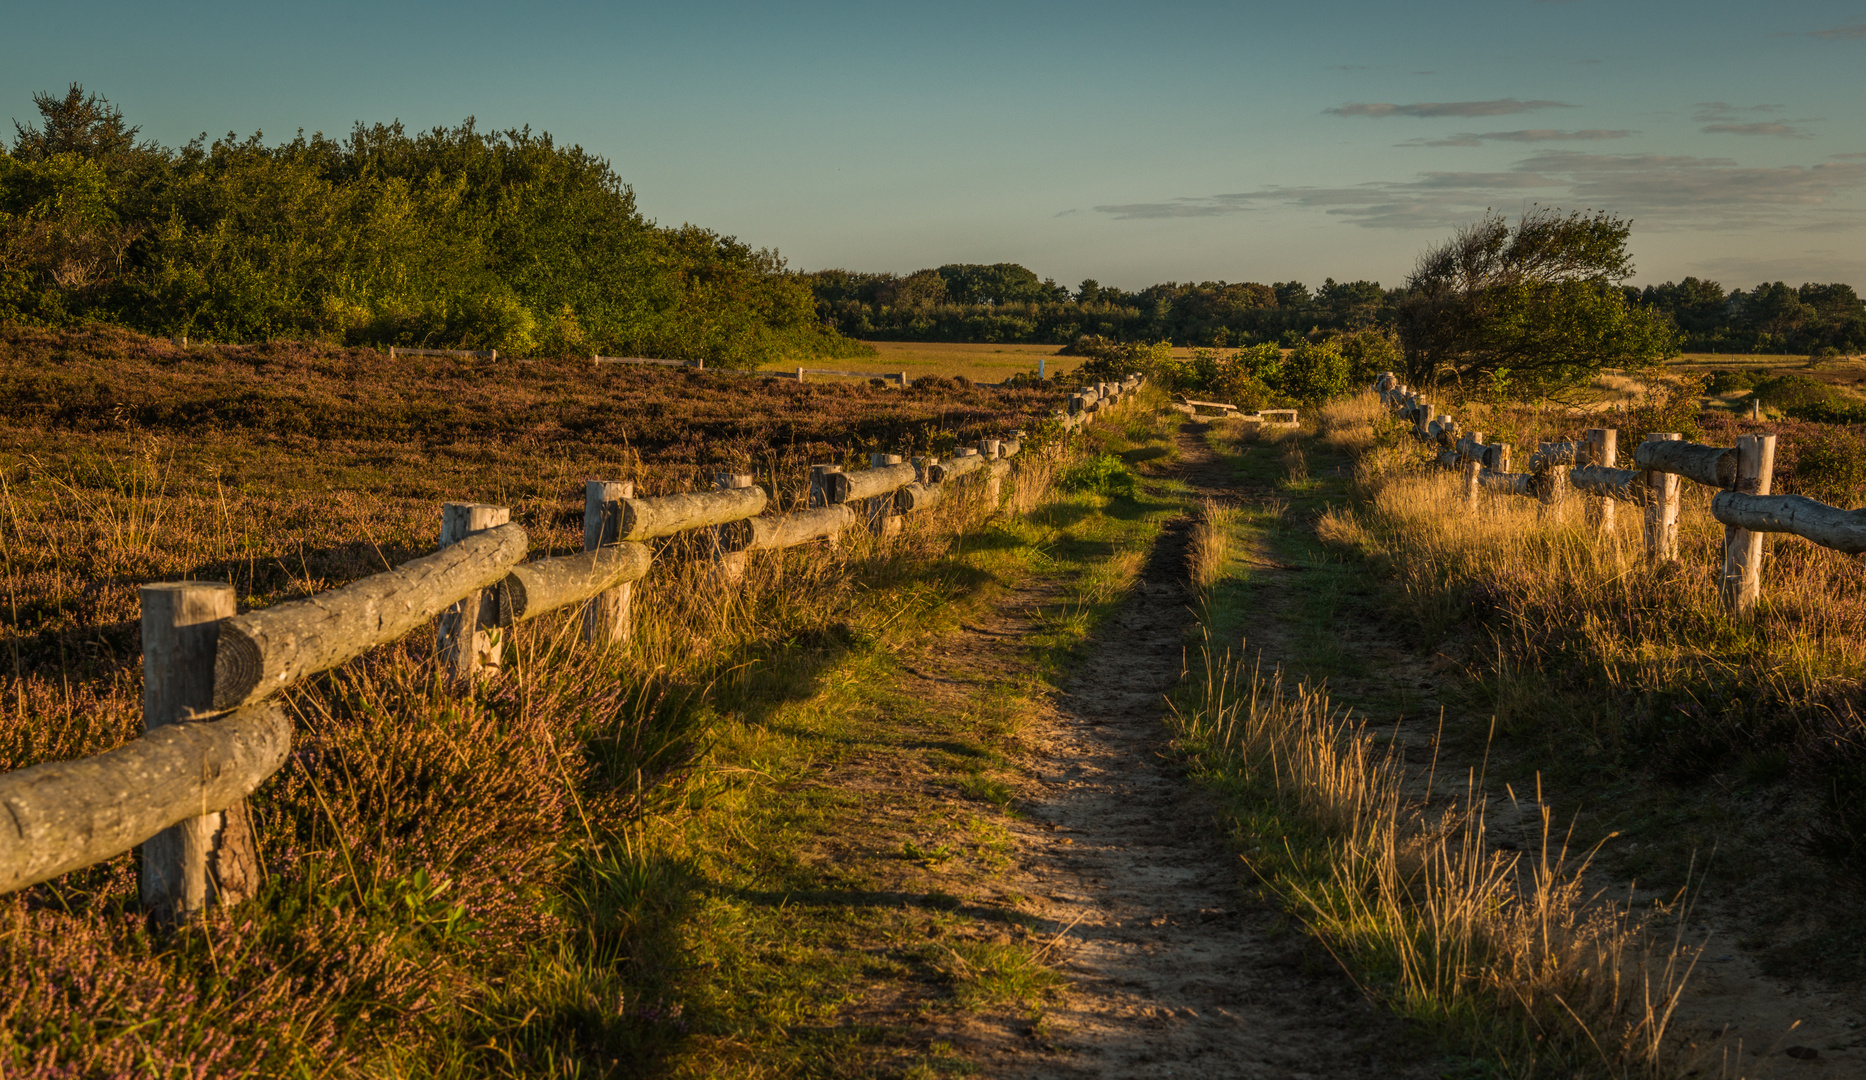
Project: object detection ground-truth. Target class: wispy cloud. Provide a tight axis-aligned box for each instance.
[1091,152,1866,231]
[1691,103,1813,138]
[1809,20,1866,38]
[1702,121,1810,137]
[1398,128,1634,147]
[1693,102,1784,121]
[1090,197,1256,220]
[1327,98,1573,118]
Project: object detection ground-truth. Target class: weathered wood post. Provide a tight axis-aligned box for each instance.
[1585,429,1619,535]
[979,439,1006,506]
[1719,433,1777,614]
[583,481,633,646]
[1487,443,1511,473]
[1464,460,1481,509]
[869,454,903,537]
[1537,442,1570,518]
[808,464,843,509]
[437,503,511,681]
[898,371,909,388]
[1642,433,1683,563]
[140,582,259,919]
[796,367,805,383]
[713,473,756,582]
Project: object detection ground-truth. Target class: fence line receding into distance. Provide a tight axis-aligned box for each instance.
[0,373,1145,921]
[1372,371,1864,616]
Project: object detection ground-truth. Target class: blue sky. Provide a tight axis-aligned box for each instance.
[6,0,1864,290]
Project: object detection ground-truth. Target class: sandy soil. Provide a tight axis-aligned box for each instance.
[904,424,1439,1078]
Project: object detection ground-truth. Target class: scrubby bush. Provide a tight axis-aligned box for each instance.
[1794,428,1866,506]
[1280,339,1352,404]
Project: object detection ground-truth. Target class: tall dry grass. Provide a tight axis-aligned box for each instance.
[0,379,1079,1071]
[1172,644,1702,1078]
[1314,393,1866,829]
[1189,498,1238,595]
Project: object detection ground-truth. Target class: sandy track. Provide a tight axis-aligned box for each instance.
[924,423,1436,1078]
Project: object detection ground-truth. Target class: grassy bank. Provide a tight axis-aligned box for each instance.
[1163,408,1703,1078]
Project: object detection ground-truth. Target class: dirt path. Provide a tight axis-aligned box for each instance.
[909,422,1437,1078]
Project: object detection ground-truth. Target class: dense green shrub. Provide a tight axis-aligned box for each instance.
[1280,339,1351,404]
[0,85,867,366]
[1792,428,1866,505]
[1787,400,1866,424]
[1705,369,1767,394]
[1058,452,1138,498]
[1752,374,1842,410]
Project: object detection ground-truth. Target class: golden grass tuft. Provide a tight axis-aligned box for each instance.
[1172,646,1701,1078]
[1188,498,1238,595]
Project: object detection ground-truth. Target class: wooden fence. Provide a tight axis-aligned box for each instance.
[1373,371,1866,615]
[0,375,1144,919]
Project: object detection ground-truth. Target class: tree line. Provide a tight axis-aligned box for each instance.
[807,258,1864,367]
[805,264,1390,347]
[1631,278,1866,358]
[0,84,868,365]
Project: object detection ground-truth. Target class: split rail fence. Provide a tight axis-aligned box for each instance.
[0,374,1144,921]
[1373,371,1866,616]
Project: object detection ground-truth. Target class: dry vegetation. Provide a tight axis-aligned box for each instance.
[1170,645,1700,1078]
[0,326,1080,1073]
[1312,391,1866,870]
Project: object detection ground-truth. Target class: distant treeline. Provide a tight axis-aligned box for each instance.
[807,262,1866,357]
[0,85,867,365]
[806,264,1388,347]
[1628,279,1866,357]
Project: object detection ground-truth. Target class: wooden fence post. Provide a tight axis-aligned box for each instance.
[808,465,843,509]
[1642,433,1683,563]
[981,440,1007,507]
[713,473,755,582]
[1585,428,1618,535]
[1464,460,1481,509]
[140,581,258,919]
[1720,433,1777,614]
[437,503,510,681]
[583,481,633,646]
[1537,442,1570,517]
[870,454,903,537]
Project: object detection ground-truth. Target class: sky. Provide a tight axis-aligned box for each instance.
[5,0,1864,291]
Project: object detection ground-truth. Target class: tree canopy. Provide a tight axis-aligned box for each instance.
[0,84,863,364]
[1393,208,1677,396]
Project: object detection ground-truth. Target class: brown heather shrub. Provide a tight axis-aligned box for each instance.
[0,326,1109,1073]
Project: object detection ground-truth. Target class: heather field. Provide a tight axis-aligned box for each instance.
[0,326,1130,1075]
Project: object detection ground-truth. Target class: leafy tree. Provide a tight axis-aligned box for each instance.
[936,263,1063,305]
[1316,278,1386,328]
[879,269,946,309]
[1334,329,1401,385]
[1394,208,1677,396]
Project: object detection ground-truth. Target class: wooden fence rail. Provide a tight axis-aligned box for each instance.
[0,373,1146,915]
[1372,371,1853,617]
[389,346,498,360]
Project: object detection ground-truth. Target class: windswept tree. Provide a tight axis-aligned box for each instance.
[1394,208,1676,397]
